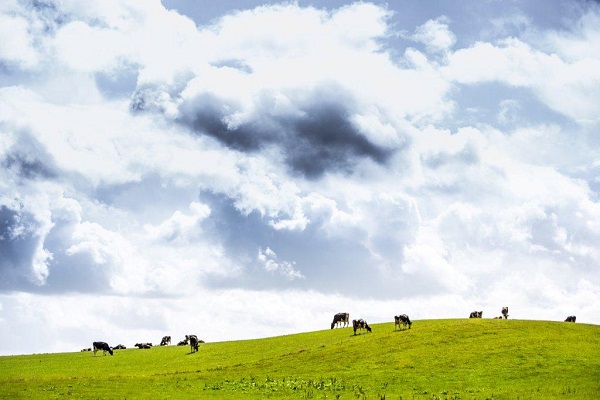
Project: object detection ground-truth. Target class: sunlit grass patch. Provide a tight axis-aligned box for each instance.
[0,319,598,399]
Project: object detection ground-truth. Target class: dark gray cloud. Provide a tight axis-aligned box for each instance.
[178,92,266,151]
[284,101,391,178]
[3,153,56,181]
[176,87,394,179]
[2,132,58,182]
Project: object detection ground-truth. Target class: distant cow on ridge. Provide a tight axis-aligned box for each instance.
[352,319,372,335]
[394,314,412,330]
[501,307,509,319]
[160,336,171,346]
[469,311,483,318]
[331,313,349,329]
[186,335,199,353]
[565,316,576,323]
[92,341,113,356]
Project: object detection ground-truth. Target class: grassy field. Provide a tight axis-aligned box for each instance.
[0,319,598,399]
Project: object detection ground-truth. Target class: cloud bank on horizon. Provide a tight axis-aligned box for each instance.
[1,0,599,355]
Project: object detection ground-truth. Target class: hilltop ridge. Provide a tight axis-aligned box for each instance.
[1,319,599,399]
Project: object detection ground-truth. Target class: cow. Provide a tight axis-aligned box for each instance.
[135,343,153,349]
[113,344,126,350]
[394,314,412,330]
[331,312,350,329]
[186,335,199,353]
[352,319,372,335]
[501,307,509,319]
[92,341,113,356]
[565,316,576,322]
[177,339,188,346]
[160,336,171,346]
[469,311,483,318]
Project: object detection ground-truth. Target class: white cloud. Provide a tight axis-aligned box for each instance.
[145,201,211,243]
[497,99,520,125]
[443,36,600,124]
[258,247,304,280]
[0,13,39,68]
[543,9,600,62]
[54,21,124,72]
[412,17,456,55]
[1,0,599,355]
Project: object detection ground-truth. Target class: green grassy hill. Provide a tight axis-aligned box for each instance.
[1,319,598,399]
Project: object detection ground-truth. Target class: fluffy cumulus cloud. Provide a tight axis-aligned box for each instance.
[0,0,599,355]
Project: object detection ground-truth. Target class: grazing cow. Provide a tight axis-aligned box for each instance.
[331,312,350,329]
[352,319,372,335]
[394,314,412,330]
[186,335,199,353]
[135,343,153,349]
[160,336,171,346]
[92,341,113,356]
[469,311,483,318]
[501,307,509,319]
[113,344,126,350]
[177,339,188,346]
[565,315,576,322]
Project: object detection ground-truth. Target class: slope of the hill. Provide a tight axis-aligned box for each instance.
[0,319,598,399]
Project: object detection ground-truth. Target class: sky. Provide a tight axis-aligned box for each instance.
[1,0,599,356]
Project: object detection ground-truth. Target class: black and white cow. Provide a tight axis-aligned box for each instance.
[469,311,483,318]
[352,319,372,335]
[331,312,350,329]
[394,314,412,330]
[501,307,509,319]
[160,336,171,346]
[186,335,199,353]
[135,342,153,349]
[113,344,126,350]
[565,315,576,322]
[92,341,113,356]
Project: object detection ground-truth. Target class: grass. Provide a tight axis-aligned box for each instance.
[0,319,598,399]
